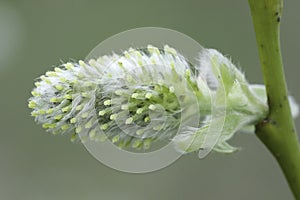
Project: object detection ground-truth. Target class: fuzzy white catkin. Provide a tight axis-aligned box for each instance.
[28,45,299,154]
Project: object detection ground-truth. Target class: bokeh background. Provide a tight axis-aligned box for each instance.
[0,0,299,199]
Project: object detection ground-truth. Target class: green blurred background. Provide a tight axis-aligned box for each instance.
[0,0,299,199]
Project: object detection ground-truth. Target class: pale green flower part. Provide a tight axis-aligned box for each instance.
[173,49,298,154]
[28,45,298,154]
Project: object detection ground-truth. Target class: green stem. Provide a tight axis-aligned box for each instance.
[248,0,300,198]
